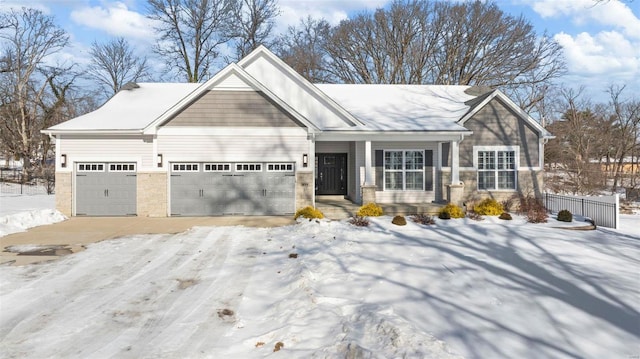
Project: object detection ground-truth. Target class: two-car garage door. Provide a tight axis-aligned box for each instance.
[170,162,296,216]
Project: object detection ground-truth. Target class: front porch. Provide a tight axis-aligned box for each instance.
[315,195,445,220]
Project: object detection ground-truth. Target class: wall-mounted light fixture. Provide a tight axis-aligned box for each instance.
[157,154,163,168]
[302,153,308,168]
[60,154,67,168]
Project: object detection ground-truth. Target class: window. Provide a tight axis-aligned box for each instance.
[236,163,262,172]
[384,150,424,190]
[477,148,517,190]
[109,163,135,172]
[204,163,230,172]
[172,163,199,172]
[77,163,105,172]
[267,163,294,172]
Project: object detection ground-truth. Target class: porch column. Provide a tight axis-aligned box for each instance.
[447,139,465,206]
[364,140,373,185]
[451,140,460,184]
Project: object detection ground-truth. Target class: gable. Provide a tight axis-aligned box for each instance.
[162,90,304,128]
[459,97,540,168]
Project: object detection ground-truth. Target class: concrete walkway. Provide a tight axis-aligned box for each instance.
[1,216,295,266]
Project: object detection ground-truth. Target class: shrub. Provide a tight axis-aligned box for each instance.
[391,215,407,226]
[517,195,548,223]
[348,215,370,227]
[473,198,504,216]
[557,209,573,222]
[438,203,465,219]
[411,214,435,225]
[356,202,384,217]
[501,197,515,212]
[499,212,513,220]
[466,210,484,221]
[294,206,324,220]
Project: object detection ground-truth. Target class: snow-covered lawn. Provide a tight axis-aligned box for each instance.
[1,212,639,358]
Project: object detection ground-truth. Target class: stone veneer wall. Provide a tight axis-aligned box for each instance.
[55,172,73,217]
[137,172,168,217]
[296,171,314,209]
[458,170,544,205]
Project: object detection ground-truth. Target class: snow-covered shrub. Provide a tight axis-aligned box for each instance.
[557,209,573,222]
[473,198,504,215]
[438,203,464,219]
[294,206,324,220]
[411,214,435,225]
[348,215,370,227]
[356,203,383,217]
[391,215,407,226]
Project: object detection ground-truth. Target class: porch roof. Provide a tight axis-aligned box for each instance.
[315,84,475,132]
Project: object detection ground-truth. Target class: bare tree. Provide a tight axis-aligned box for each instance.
[0,7,69,179]
[322,0,565,112]
[325,0,440,84]
[275,16,332,83]
[147,0,233,82]
[87,37,150,97]
[604,85,640,192]
[225,0,280,60]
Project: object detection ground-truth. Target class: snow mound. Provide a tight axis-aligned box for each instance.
[0,209,66,237]
[329,305,464,358]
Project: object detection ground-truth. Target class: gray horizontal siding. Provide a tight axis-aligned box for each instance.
[460,98,540,168]
[165,90,302,127]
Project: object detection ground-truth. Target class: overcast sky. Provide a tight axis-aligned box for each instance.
[3,0,639,103]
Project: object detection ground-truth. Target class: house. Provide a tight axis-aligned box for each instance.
[42,46,552,217]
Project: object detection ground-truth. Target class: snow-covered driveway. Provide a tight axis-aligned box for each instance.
[1,216,639,358]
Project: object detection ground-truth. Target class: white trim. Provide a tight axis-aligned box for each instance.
[473,145,519,191]
[451,141,460,184]
[237,45,364,127]
[143,64,319,135]
[383,150,425,191]
[157,127,307,136]
[316,131,471,142]
[364,141,373,186]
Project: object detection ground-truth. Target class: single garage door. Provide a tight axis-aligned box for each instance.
[170,162,295,216]
[75,163,137,216]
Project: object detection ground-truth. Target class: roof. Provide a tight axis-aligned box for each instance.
[46,83,201,133]
[315,84,475,132]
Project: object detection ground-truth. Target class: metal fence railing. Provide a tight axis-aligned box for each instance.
[1,168,55,195]
[544,192,619,229]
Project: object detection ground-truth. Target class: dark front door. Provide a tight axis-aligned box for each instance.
[316,153,347,195]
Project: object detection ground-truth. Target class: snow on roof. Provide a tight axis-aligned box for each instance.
[47,83,201,132]
[314,84,476,131]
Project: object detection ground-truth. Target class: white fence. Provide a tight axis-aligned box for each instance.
[544,192,619,229]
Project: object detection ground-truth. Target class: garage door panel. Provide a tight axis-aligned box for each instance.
[170,162,295,216]
[76,164,137,216]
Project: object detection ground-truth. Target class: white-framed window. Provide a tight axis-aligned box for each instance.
[109,163,136,172]
[236,163,262,172]
[172,163,199,172]
[77,163,105,172]
[267,163,294,172]
[475,146,518,190]
[204,163,231,172]
[384,150,424,190]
